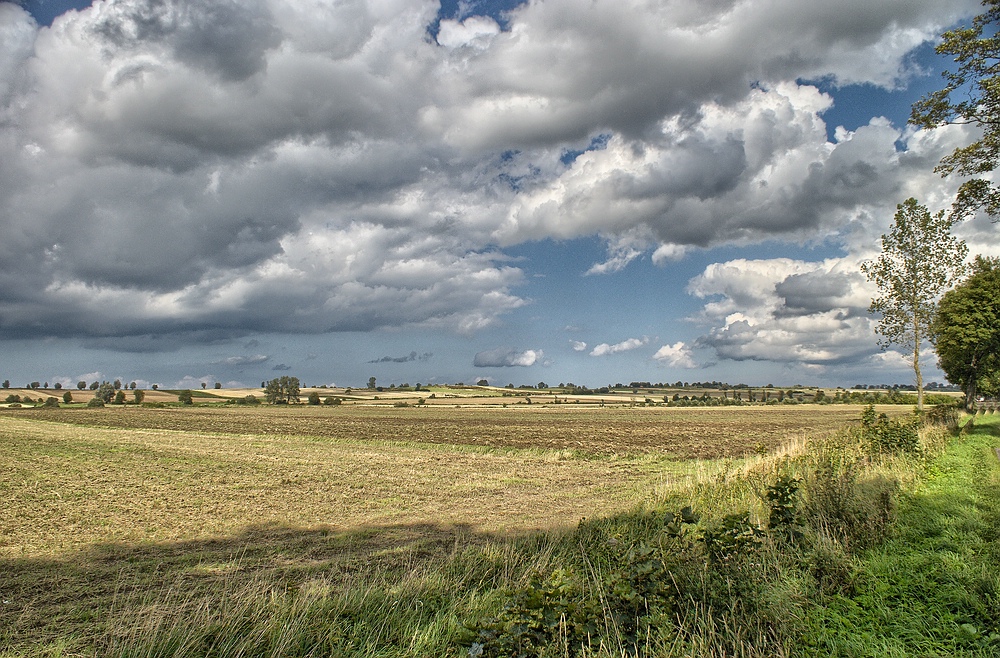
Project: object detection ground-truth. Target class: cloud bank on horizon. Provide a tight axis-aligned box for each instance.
[1,0,997,384]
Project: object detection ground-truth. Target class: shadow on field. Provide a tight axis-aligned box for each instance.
[1,520,525,650]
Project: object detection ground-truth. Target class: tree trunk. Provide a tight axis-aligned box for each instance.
[913,318,923,412]
[964,353,980,413]
[965,378,978,413]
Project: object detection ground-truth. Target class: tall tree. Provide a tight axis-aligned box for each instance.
[861,198,968,410]
[911,0,1000,220]
[931,256,1000,410]
[264,376,301,404]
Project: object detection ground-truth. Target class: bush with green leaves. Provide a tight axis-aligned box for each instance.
[766,474,803,541]
[858,404,919,454]
[87,397,105,408]
[177,390,194,405]
[700,512,764,564]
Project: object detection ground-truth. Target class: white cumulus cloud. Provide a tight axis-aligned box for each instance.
[653,342,697,369]
[590,337,648,357]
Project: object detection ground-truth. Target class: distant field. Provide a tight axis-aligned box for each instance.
[0,404,886,651]
[2,404,885,456]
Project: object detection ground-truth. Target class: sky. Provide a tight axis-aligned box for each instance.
[1,0,998,391]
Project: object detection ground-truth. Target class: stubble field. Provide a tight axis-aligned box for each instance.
[0,403,884,652]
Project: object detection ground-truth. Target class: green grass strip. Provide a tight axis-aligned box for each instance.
[798,415,1000,657]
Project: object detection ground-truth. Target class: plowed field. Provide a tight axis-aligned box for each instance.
[3,404,884,458]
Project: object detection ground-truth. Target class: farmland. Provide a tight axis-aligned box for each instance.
[2,403,988,656]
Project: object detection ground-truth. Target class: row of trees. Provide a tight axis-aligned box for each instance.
[866,2,1000,411]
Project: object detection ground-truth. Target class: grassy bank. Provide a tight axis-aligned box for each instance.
[799,414,1000,656]
[2,408,997,656]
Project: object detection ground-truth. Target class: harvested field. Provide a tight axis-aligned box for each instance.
[2,404,884,458]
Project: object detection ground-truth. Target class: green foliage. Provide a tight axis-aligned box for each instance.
[474,509,698,657]
[911,1,1000,221]
[804,448,899,552]
[114,390,126,405]
[264,376,301,404]
[42,397,59,408]
[858,404,919,454]
[861,198,968,409]
[235,394,261,405]
[133,389,144,404]
[766,475,803,540]
[62,391,73,404]
[4,394,20,403]
[86,397,105,408]
[177,390,194,405]
[932,256,1000,409]
[700,512,763,564]
[96,382,116,404]
[307,391,321,405]
[323,396,341,405]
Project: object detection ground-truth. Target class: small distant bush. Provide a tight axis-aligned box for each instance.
[307,391,321,405]
[87,397,105,408]
[177,390,194,405]
[62,391,73,404]
[235,395,260,405]
[42,397,60,408]
[5,394,20,403]
[114,390,126,405]
[323,397,341,405]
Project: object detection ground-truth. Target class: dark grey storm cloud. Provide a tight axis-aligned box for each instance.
[774,271,868,318]
[91,0,281,81]
[368,351,432,364]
